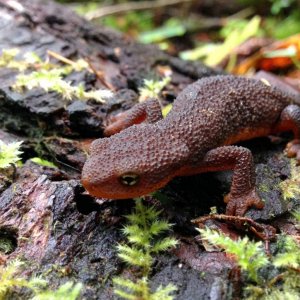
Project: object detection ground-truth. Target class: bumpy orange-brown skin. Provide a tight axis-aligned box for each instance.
[82,75,300,215]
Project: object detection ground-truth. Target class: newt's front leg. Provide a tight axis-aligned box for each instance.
[104,98,163,136]
[201,146,264,216]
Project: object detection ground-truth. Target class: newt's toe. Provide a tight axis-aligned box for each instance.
[285,139,300,164]
[225,189,264,216]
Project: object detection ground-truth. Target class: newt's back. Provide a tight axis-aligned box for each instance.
[165,76,291,155]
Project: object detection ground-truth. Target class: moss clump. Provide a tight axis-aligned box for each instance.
[0,259,83,300]
[113,198,178,300]
[279,159,300,201]
[0,236,15,255]
[199,214,300,299]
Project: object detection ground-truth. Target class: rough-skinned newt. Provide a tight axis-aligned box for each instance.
[82,75,300,216]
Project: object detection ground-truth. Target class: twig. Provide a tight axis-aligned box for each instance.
[85,0,195,20]
[226,7,254,21]
[192,214,277,241]
[47,50,77,66]
[267,272,287,288]
[85,58,116,91]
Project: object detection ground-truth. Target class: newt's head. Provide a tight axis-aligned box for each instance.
[81,124,189,199]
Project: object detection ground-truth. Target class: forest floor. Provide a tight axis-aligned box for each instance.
[0,0,299,299]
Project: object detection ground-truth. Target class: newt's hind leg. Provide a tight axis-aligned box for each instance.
[202,146,264,216]
[274,104,300,164]
[104,98,162,136]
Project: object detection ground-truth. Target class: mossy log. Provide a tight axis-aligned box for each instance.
[0,1,298,299]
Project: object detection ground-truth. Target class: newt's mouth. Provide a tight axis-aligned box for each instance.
[81,177,169,200]
[81,177,142,199]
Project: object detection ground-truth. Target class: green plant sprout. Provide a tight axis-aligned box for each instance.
[139,77,171,101]
[0,48,28,71]
[32,282,83,300]
[279,159,300,201]
[30,157,57,168]
[0,259,46,300]
[162,103,173,117]
[199,224,300,299]
[292,210,300,222]
[13,70,113,103]
[0,140,23,169]
[0,259,83,300]
[138,76,173,117]
[0,236,14,255]
[273,235,299,267]
[113,198,178,300]
[199,227,268,282]
[0,48,113,103]
[0,48,56,72]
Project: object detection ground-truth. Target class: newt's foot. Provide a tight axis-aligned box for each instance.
[285,139,300,164]
[104,112,128,136]
[224,189,264,216]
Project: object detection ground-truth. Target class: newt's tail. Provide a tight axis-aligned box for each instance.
[254,71,300,105]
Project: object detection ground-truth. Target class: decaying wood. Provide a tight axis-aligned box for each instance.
[0,1,299,299]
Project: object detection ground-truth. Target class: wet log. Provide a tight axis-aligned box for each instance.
[0,1,298,299]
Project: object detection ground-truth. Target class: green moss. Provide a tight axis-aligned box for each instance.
[0,259,83,300]
[113,198,178,300]
[0,48,113,103]
[0,140,23,170]
[279,159,300,201]
[0,237,14,255]
[258,183,270,193]
[0,260,46,300]
[199,222,300,299]
[30,157,57,168]
[32,282,82,300]
[199,227,268,283]
[139,77,171,101]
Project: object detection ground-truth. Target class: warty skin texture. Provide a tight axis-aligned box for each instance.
[82,75,300,216]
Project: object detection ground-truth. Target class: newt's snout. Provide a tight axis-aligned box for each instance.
[81,123,190,200]
[81,154,171,199]
[81,158,100,195]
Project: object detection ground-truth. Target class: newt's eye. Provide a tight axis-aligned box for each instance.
[120,173,140,186]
